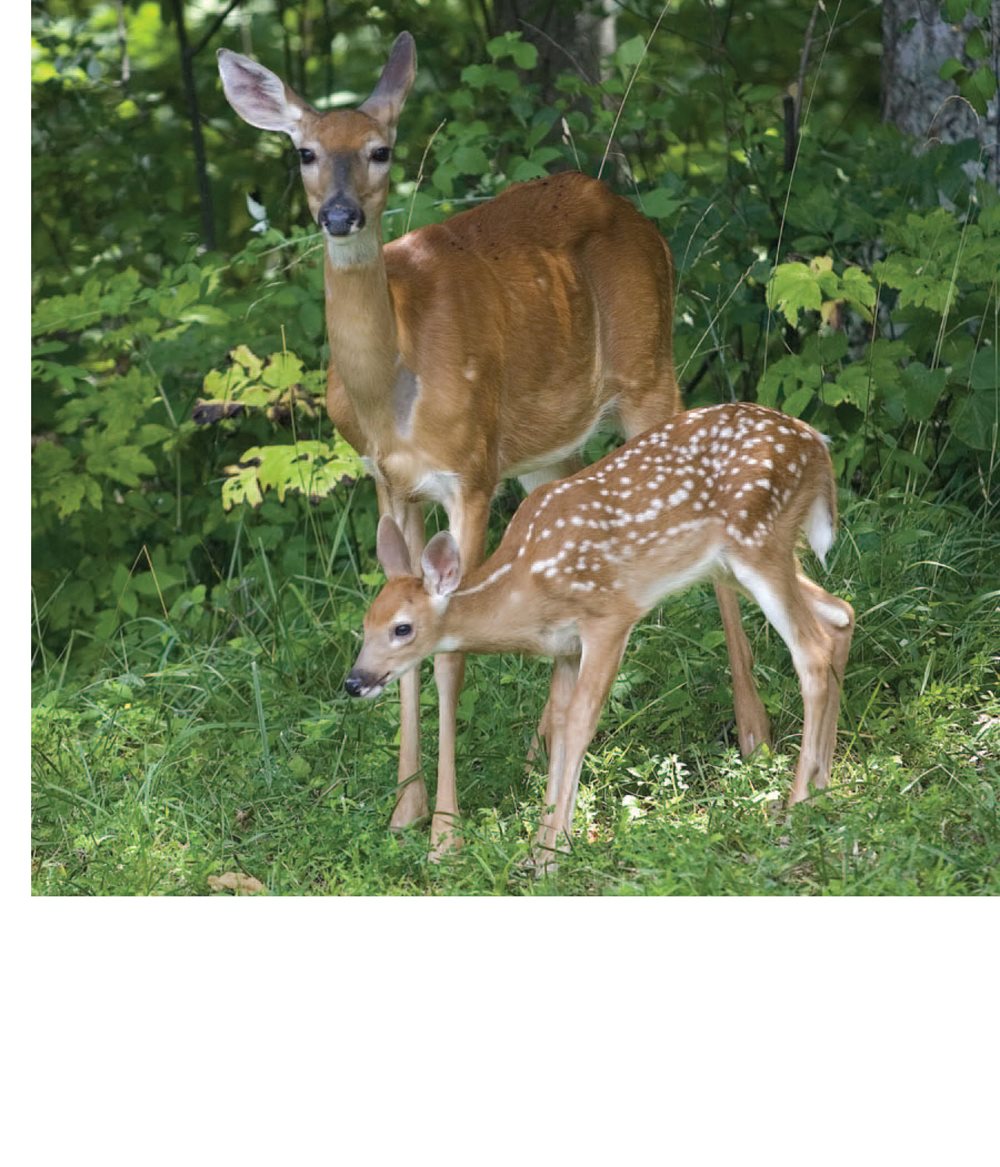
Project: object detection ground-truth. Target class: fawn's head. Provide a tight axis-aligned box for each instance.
[218,33,416,263]
[345,516,462,699]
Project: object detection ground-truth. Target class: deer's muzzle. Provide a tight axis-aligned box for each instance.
[319,196,366,236]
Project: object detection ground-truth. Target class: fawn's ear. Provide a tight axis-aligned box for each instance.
[217,49,311,137]
[420,532,461,598]
[358,32,416,145]
[376,516,413,579]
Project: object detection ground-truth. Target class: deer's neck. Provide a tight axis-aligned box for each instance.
[324,246,399,417]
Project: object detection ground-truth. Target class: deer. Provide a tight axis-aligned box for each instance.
[346,403,855,869]
[217,32,774,857]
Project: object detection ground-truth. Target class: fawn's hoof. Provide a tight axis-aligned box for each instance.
[523,831,569,877]
[389,782,429,832]
[737,714,772,758]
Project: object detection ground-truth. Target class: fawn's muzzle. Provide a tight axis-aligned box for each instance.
[344,668,385,698]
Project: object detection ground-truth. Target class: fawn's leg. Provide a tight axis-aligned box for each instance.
[519,459,582,772]
[793,573,854,799]
[714,582,772,756]
[533,653,580,854]
[534,620,632,870]
[728,559,842,805]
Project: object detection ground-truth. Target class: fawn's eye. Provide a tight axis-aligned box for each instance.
[298,147,316,165]
[369,146,391,165]
[392,622,413,640]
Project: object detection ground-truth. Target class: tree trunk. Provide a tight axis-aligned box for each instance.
[491,0,616,97]
[881,0,999,186]
[170,0,217,249]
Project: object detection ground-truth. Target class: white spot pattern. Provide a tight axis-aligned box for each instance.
[464,403,835,613]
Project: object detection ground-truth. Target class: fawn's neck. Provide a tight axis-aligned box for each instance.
[437,551,550,656]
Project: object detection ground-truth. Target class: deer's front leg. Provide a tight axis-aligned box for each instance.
[428,493,491,858]
[389,500,429,829]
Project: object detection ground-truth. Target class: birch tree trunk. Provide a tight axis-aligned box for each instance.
[881,0,999,186]
[492,0,616,98]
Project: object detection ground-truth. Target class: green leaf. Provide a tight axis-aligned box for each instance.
[616,35,646,70]
[901,365,947,421]
[756,353,822,408]
[221,439,365,511]
[460,64,490,89]
[969,348,999,391]
[640,189,683,220]
[951,388,999,450]
[828,364,873,408]
[938,56,964,82]
[229,345,263,379]
[222,464,264,511]
[873,256,954,313]
[486,33,537,70]
[964,28,988,61]
[783,386,816,416]
[839,266,877,313]
[960,66,997,115]
[83,443,156,487]
[508,156,549,182]
[451,145,490,175]
[261,352,305,391]
[510,40,538,70]
[767,262,822,324]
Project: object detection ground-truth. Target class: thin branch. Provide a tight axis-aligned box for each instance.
[787,0,822,168]
[517,17,598,84]
[115,0,130,87]
[597,1,670,181]
[170,0,216,249]
[190,0,242,59]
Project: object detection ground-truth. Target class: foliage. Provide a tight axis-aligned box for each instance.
[31,0,1000,893]
[939,0,998,116]
[31,492,1000,895]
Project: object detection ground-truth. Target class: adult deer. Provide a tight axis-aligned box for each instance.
[347,403,855,869]
[217,32,771,854]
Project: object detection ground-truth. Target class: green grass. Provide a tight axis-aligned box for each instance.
[31,491,999,896]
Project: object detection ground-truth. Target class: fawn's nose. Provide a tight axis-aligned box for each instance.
[344,671,366,698]
[319,197,365,236]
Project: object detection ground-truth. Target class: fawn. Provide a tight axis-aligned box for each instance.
[217,33,774,855]
[347,403,855,868]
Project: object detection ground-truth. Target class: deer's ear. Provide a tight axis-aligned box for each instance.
[420,532,461,598]
[217,49,310,137]
[376,516,413,579]
[358,32,416,144]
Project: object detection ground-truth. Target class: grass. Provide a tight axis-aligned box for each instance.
[30,490,1000,896]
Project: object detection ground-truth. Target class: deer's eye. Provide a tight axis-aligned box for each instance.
[298,147,316,165]
[370,146,391,165]
[392,622,413,639]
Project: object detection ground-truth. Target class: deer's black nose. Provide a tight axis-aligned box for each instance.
[344,671,365,698]
[319,197,365,236]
